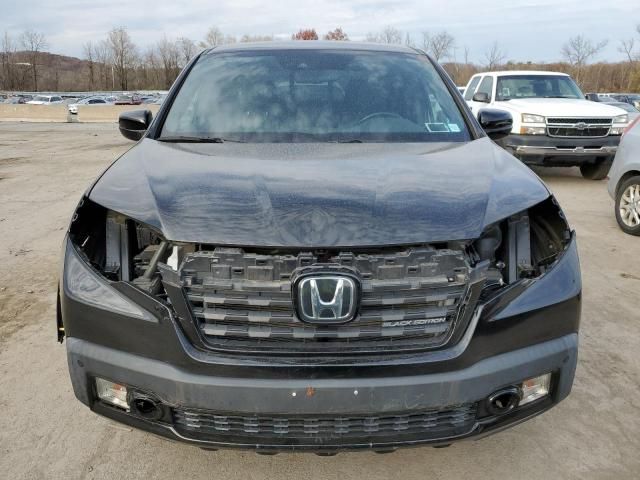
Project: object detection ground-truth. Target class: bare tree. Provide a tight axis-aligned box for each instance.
[94,40,111,89]
[1,31,17,90]
[239,34,274,42]
[157,36,180,88]
[107,27,137,90]
[561,35,608,66]
[176,37,197,67]
[618,38,636,63]
[366,26,403,44]
[201,27,224,48]
[324,28,349,41]
[422,31,455,61]
[82,41,96,89]
[20,30,48,90]
[484,41,507,69]
[463,46,471,65]
[404,32,414,48]
[431,31,456,61]
[142,47,161,89]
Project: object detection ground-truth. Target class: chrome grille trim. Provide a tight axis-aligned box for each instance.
[546,117,613,138]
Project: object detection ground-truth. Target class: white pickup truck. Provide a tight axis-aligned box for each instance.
[463,71,629,179]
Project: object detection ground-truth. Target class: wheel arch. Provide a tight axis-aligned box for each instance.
[617,170,640,195]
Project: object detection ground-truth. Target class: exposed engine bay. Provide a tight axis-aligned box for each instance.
[66,195,571,354]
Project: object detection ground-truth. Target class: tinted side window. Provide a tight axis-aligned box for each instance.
[464,76,481,100]
[476,76,494,100]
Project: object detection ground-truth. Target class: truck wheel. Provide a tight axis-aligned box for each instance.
[615,176,640,236]
[580,160,611,180]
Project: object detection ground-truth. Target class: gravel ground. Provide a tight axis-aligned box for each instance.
[1,122,639,479]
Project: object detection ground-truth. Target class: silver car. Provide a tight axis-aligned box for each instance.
[68,96,110,114]
[608,117,640,235]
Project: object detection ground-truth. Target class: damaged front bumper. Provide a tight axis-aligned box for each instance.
[66,333,577,452]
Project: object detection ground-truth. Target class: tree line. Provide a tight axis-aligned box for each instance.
[1,25,639,93]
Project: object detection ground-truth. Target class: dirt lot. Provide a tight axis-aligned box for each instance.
[1,122,639,479]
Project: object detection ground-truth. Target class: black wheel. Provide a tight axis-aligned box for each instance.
[580,160,611,180]
[615,175,640,236]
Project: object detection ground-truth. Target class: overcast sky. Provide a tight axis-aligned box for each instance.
[2,0,639,63]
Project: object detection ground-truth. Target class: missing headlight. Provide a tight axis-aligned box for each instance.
[528,197,571,271]
[68,198,170,297]
[502,196,571,284]
[474,196,571,290]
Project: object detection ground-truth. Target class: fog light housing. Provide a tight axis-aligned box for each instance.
[520,373,551,406]
[95,377,129,410]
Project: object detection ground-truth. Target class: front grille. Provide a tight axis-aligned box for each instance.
[178,247,480,354]
[546,117,612,124]
[546,117,612,138]
[172,404,477,442]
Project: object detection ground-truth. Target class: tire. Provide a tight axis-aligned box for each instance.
[615,175,640,236]
[580,160,611,180]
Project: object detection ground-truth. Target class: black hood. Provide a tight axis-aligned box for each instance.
[89,137,549,247]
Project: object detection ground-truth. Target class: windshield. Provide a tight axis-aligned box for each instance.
[161,49,470,142]
[32,95,48,102]
[495,75,584,101]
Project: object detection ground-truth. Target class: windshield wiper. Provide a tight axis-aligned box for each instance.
[330,139,364,143]
[544,95,573,99]
[157,135,245,143]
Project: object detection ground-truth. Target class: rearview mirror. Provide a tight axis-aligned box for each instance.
[478,109,513,141]
[472,92,490,103]
[119,110,152,141]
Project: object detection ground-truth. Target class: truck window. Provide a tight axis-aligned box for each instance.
[464,76,481,101]
[495,75,583,100]
[476,76,494,101]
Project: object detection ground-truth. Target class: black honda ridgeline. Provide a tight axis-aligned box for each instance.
[59,42,580,453]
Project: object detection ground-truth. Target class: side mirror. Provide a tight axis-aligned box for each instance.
[478,109,513,141]
[472,92,490,103]
[119,109,152,141]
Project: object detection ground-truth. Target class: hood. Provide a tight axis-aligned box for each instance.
[502,98,627,117]
[89,137,550,247]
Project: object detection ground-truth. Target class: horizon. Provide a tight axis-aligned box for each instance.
[2,0,639,64]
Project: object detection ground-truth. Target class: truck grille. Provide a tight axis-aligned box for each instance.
[178,247,481,354]
[172,403,477,441]
[546,117,612,138]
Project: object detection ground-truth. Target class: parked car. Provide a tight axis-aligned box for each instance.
[598,93,640,110]
[607,116,640,235]
[68,96,110,114]
[584,92,602,102]
[152,94,167,105]
[620,94,640,110]
[463,71,629,179]
[59,42,580,453]
[114,94,142,105]
[602,101,640,123]
[4,96,28,104]
[26,95,64,105]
